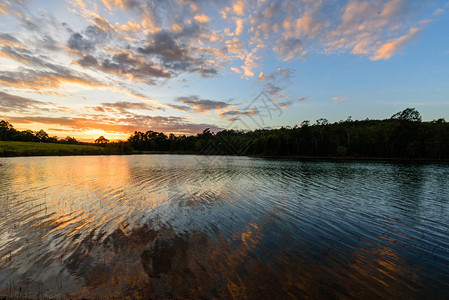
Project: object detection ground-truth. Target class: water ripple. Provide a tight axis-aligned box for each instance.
[0,155,448,298]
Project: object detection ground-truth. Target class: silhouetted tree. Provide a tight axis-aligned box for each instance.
[391,108,422,122]
[0,120,15,140]
[63,136,79,144]
[95,136,109,144]
[36,129,49,142]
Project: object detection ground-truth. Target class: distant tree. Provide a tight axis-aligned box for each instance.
[315,118,329,126]
[64,136,78,144]
[95,136,109,144]
[0,120,16,140]
[3,108,449,159]
[16,130,36,142]
[47,136,58,143]
[391,108,422,122]
[35,129,49,142]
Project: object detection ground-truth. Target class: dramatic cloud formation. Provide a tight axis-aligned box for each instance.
[0,0,445,140]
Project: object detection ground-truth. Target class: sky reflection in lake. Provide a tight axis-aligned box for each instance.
[0,155,448,298]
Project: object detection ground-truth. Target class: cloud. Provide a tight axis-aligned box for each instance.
[0,33,22,47]
[138,30,188,62]
[233,0,246,16]
[257,67,293,99]
[75,55,99,67]
[235,19,244,36]
[67,32,96,53]
[246,0,428,62]
[173,95,232,113]
[100,51,172,83]
[332,96,348,101]
[219,108,258,120]
[67,23,113,53]
[277,97,311,110]
[274,38,307,61]
[0,0,435,69]
[0,69,107,91]
[137,29,218,77]
[5,114,223,136]
[371,27,421,60]
[433,8,444,15]
[101,0,139,11]
[0,0,438,141]
[0,91,53,113]
[0,2,8,15]
[194,14,211,23]
[255,67,309,110]
[241,48,261,77]
[99,101,163,114]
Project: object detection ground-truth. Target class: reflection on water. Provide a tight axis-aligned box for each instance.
[0,155,449,298]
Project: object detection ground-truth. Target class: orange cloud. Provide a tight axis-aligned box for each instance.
[115,20,142,32]
[5,115,223,140]
[371,27,421,60]
[101,0,137,11]
[194,14,211,23]
[332,96,348,101]
[235,19,243,36]
[0,2,8,15]
[0,72,107,91]
[233,0,245,16]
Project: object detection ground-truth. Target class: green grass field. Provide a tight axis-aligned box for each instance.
[0,141,108,157]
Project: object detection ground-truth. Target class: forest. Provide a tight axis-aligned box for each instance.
[1,108,449,159]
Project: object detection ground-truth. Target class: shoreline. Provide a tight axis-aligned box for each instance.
[1,141,448,163]
[1,151,448,164]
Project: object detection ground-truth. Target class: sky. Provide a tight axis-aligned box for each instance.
[0,0,448,141]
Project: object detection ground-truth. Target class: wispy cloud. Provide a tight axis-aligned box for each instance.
[219,109,258,120]
[332,96,349,101]
[0,91,53,113]
[371,27,421,60]
[172,95,233,113]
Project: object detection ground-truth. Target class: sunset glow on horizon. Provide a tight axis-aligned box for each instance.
[1,0,448,141]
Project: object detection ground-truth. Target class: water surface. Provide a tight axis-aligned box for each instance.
[0,155,448,298]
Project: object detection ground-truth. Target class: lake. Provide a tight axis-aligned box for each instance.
[0,155,448,298]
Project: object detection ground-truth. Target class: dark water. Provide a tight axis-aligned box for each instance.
[0,155,448,299]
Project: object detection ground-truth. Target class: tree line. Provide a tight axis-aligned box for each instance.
[2,108,449,159]
[127,108,449,159]
[0,120,79,144]
[0,121,117,145]
[0,121,132,154]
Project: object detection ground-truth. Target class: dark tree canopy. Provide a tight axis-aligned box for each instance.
[391,108,422,122]
[127,108,449,159]
[2,107,449,159]
[95,136,110,144]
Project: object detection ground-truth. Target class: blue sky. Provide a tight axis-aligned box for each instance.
[0,0,448,140]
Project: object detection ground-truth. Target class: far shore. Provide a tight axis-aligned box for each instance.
[1,141,448,163]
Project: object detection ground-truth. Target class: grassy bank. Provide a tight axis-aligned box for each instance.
[0,141,113,157]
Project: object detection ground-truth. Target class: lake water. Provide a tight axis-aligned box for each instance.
[0,155,448,299]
